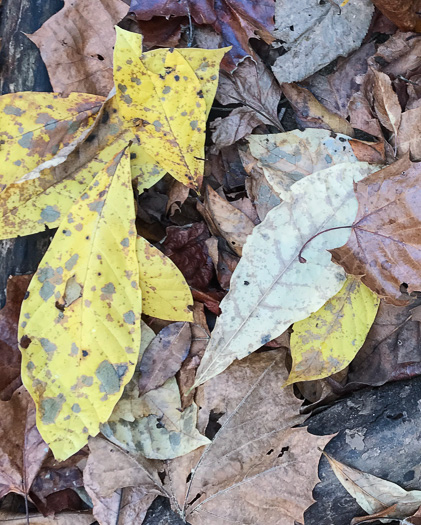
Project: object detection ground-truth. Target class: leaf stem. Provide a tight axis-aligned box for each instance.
[298,225,353,263]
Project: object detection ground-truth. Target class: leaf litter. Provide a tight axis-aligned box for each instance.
[2,0,421,523]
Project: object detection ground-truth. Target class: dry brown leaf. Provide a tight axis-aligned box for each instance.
[0,510,94,525]
[138,322,191,395]
[28,0,128,96]
[281,83,355,137]
[371,0,421,31]
[84,436,165,525]
[331,155,421,304]
[372,70,402,137]
[397,105,421,160]
[211,107,267,148]
[324,451,421,521]
[165,351,333,524]
[204,185,255,256]
[0,387,48,498]
[349,139,386,164]
[239,149,281,221]
[166,180,190,216]
[0,275,32,400]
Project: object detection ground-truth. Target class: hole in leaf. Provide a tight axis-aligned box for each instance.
[97,54,104,61]
[277,446,289,458]
[266,449,274,455]
[205,411,224,440]
[188,493,202,506]
[186,472,192,483]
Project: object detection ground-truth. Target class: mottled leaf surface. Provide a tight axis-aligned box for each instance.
[137,236,193,322]
[287,277,380,385]
[194,162,378,386]
[18,150,141,460]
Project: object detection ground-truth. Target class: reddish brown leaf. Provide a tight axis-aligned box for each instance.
[130,0,275,72]
[0,275,32,401]
[372,0,421,31]
[349,139,386,164]
[31,489,86,517]
[191,289,223,315]
[163,222,214,291]
[138,322,191,395]
[0,387,48,498]
[331,156,421,304]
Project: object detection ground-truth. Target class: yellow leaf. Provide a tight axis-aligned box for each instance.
[113,27,226,189]
[18,148,141,460]
[286,277,380,385]
[130,144,167,195]
[137,236,193,322]
[0,96,135,240]
[0,92,104,187]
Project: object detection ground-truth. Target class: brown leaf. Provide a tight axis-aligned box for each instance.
[372,69,402,136]
[31,489,86,517]
[281,83,355,137]
[166,351,333,524]
[138,322,191,395]
[0,510,94,525]
[345,298,421,388]
[211,57,282,147]
[28,0,128,97]
[239,149,281,221]
[84,437,165,525]
[398,105,421,160]
[0,275,32,400]
[371,0,421,31]
[163,222,214,291]
[204,185,255,256]
[130,0,275,72]
[166,180,190,216]
[191,289,224,315]
[331,155,421,304]
[0,387,48,498]
[349,139,386,164]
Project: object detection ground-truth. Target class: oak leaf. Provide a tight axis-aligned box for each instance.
[18,149,141,461]
[287,277,380,385]
[194,162,378,386]
[331,156,421,304]
[27,0,129,96]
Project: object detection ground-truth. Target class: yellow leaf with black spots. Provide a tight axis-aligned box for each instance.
[114,27,227,190]
[137,236,193,322]
[0,96,136,240]
[18,148,141,461]
[0,91,104,187]
[286,277,380,385]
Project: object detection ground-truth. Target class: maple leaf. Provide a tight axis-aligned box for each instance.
[193,162,378,386]
[331,155,421,304]
[130,0,275,72]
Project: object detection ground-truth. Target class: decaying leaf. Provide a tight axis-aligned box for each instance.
[324,451,421,521]
[194,162,378,386]
[27,0,129,96]
[0,387,48,498]
[0,275,32,400]
[281,83,355,137]
[0,510,94,525]
[272,0,374,84]
[130,0,275,72]
[397,105,421,160]
[372,69,402,138]
[137,236,193,322]
[19,150,141,460]
[166,351,332,524]
[84,436,165,525]
[331,156,421,304]
[204,185,255,256]
[247,129,363,200]
[138,322,191,395]
[287,277,380,385]
[371,0,421,32]
[0,95,135,239]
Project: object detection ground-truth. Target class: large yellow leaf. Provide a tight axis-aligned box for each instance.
[0,96,135,240]
[137,236,193,322]
[18,149,141,460]
[113,27,226,189]
[0,92,103,187]
[286,277,380,385]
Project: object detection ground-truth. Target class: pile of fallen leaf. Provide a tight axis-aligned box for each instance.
[1,0,421,523]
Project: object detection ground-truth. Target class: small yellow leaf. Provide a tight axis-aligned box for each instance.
[0,92,103,187]
[113,27,226,189]
[286,277,380,385]
[0,96,135,240]
[19,148,141,460]
[137,236,193,322]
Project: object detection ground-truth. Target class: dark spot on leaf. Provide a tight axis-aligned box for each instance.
[244,281,249,286]
[130,152,137,160]
[86,133,97,143]
[24,291,30,300]
[82,350,88,357]
[20,335,32,349]
[101,110,109,124]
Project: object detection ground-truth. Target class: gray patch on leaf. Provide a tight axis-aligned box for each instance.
[123,310,136,324]
[39,281,55,301]
[88,200,105,214]
[96,360,120,395]
[101,282,116,294]
[65,254,79,271]
[40,394,65,424]
[40,205,60,223]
